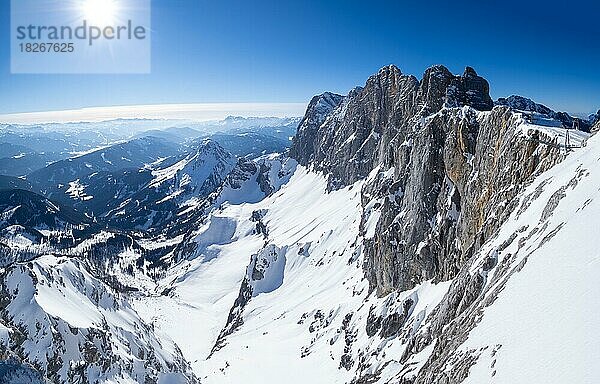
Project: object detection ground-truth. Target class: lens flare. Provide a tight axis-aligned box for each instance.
[80,0,118,26]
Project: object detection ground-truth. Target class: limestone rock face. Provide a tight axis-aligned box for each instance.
[592,117,600,133]
[289,92,345,166]
[289,64,496,191]
[290,65,561,296]
[362,106,560,295]
[445,67,494,111]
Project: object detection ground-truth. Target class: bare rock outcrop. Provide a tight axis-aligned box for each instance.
[290,64,561,296]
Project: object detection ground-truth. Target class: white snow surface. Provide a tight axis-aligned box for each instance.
[518,117,591,149]
[66,179,93,201]
[215,154,297,206]
[455,131,600,383]
[2,255,192,383]
[133,167,451,383]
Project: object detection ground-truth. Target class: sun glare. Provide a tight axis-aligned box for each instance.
[80,0,119,26]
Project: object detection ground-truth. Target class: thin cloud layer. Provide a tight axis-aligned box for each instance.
[0,103,307,124]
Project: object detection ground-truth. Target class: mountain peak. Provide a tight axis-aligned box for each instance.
[377,64,402,76]
[366,64,405,90]
[447,65,493,110]
[463,66,478,77]
[496,95,594,131]
[425,64,452,77]
[288,91,345,166]
[496,95,556,116]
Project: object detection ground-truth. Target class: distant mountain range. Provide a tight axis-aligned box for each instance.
[0,116,300,177]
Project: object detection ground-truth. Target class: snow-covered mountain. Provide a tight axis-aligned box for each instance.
[0,120,181,176]
[0,116,301,178]
[196,116,300,138]
[0,255,198,383]
[0,189,88,232]
[203,132,291,158]
[0,188,93,260]
[23,138,236,232]
[27,136,182,195]
[103,139,236,231]
[0,65,598,384]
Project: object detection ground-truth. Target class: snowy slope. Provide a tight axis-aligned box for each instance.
[148,140,235,205]
[215,153,297,206]
[104,140,236,230]
[132,166,453,383]
[142,153,298,264]
[446,130,600,383]
[132,131,600,384]
[517,112,591,149]
[0,255,197,383]
[132,168,364,380]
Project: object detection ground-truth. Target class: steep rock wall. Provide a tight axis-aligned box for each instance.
[290,65,561,295]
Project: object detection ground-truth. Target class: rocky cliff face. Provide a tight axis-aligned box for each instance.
[290,65,495,191]
[289,92,345,166]
[290,65,561,296]
[592,117,600,133]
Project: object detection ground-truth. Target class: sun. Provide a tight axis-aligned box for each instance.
[80,0,119,26]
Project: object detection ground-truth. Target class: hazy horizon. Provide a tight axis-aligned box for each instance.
[1,93,597,126]
[0,102,307,124]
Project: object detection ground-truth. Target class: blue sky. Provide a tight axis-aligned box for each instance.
[1,0,599,115]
